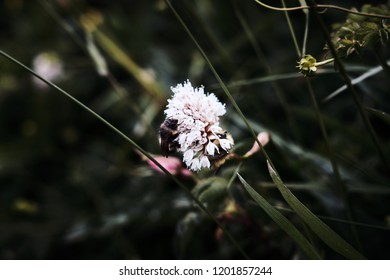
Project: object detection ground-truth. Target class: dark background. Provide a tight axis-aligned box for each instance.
[0,0,389,259]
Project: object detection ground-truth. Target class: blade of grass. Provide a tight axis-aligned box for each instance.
[336,154,390,189]
[365,107,390,125]
[0,49,249,260]
[93,29,165,102]
[275,205,390,232]
[224,72,302,88]
[373,44,390,80]
[266,160,366,259]
[322,62,388,102]
[237,174,322,259]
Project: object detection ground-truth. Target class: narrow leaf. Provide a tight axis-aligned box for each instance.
[267,161,365,259]
[322,62,387,102]
[86,33,108,77]
[192,177,228,204]
[238,174,322,260]
[366,107,390,125]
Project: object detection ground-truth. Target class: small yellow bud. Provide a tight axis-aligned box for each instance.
[297,55,317,77]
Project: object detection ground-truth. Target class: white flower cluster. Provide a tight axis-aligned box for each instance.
[164,80,234,171]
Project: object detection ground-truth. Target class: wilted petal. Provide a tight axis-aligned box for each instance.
[243,132,270,158]
[148,156,192,177]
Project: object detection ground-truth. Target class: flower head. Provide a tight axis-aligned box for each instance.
[162,80,234,171]
[297,55,317,77]
[297,54,334,77]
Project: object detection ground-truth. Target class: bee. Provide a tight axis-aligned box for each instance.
[159,118,179,157]
[207,130,234,169]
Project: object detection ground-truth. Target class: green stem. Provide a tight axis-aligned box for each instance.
[305,80,362,251]
[0,49,249,260]
[233,0,301,142]
[298,0,310,56]
[275,205,390,231]
[372,44,390,82]
[281,0,301,57]
[310,3,390,172]
[315,58,335,66]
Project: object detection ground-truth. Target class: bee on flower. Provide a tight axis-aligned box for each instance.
[159,80,234,172]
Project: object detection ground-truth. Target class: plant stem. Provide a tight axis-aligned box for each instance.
[315,58,335,66]
[298,0,310,56]
[233,0,301,142]
[310,3,390,172]
[281,0,301,57]
[306,80,362,251]
[254,1,390,20]
[372,44,390,82]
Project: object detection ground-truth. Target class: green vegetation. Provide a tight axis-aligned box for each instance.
[0,0,389,259]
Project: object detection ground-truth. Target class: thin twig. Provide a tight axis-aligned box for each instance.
[254,0,390,19]
[281,0,301,57]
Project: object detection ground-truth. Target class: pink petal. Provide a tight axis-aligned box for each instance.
[243,132,270,158]
[148,156,192,177]
[148,156,182,175]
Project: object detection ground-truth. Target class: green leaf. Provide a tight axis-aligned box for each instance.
[266,161,366,259]
[199,178,228,204]
[191,177,229,205]
[366,107,390,125]
[238,174,322,260]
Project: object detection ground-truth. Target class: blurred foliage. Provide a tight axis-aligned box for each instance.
[327,4,390,57]
[0,0,389,260]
